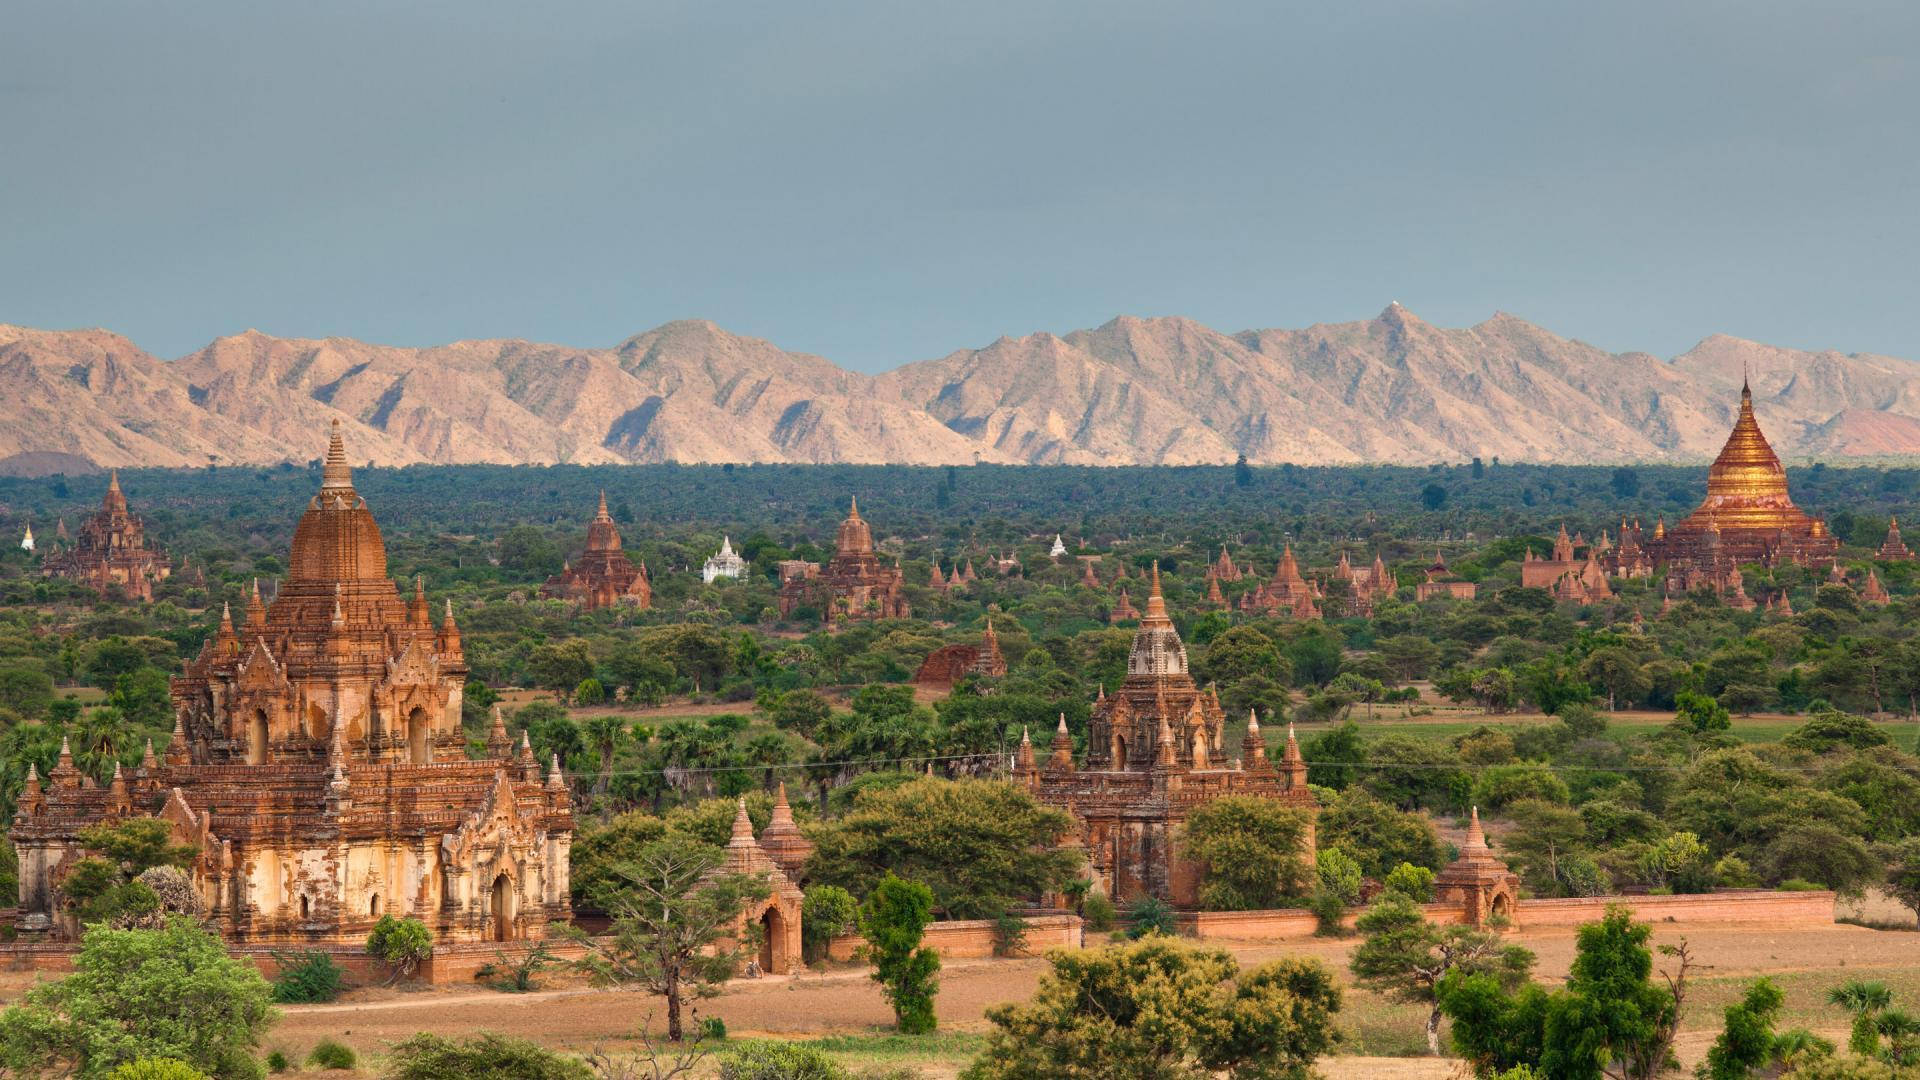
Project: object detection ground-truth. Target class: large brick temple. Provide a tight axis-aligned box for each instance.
[11,422,574,945]
[1021,567,1317,906]
[777,498,909,624]
[541,492,652,611]
[40,472,171,601]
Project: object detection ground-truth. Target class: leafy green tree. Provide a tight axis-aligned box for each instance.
[1884,838,1920,929]
[1700,977,1784,1080]
[800,885,860,964]
[860,874,940,1035]
[1783,709,1890,753]
[1674,691,1731,735]
[0,918,275,1080]
[527,641,595,697]
[805,779,1074,919]
[1124,895,1177,939]
[365,916,434,985]
[1501,799,1600,898]
[1316,788,1445,878]
[1176,796,1313,910]
[566,833,770,1041]
[1351,890,1535,1055]
[963,939,1343,1080]
[1304,721,1365,790]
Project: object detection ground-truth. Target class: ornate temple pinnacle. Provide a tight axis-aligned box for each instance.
[320,418,354,493]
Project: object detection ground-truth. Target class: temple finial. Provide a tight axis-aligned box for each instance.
[321,417,353,492]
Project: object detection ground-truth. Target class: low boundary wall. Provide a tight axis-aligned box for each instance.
[1177,889,1834,941]
[827,913,1083,962]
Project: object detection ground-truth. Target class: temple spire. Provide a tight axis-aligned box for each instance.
[596,490,611,521]
[320,418,354,493]
[730,797,755,845]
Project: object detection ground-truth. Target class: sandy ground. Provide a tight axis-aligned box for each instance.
[231,919,1920,1077]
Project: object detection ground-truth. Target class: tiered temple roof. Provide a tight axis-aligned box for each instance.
[40,471,171,600]
[777,499,910,624]
[542,492,652,610]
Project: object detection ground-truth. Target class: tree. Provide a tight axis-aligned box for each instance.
[1351,890,1535,1054]
[860,874,940,1035]
[528,641,596,698]
[963,938,1342,1080]
[1674,691,1731,735]
[567,834,770,1041]
[1885,838,1920,929]
[1316,788,1445,878]
[800,885,860,964]
[1422,483,1449,511]
[0,918,275,1079]
[1829,980,1894,1059]
[1700,978,1784,1080]
[1176,796,1313,911]
[1501,799,1599,898]
[805,779,1075,919]
[365,916,434,985]
[1439,907,1689,1080]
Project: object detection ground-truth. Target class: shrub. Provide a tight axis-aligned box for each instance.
[109,1062,212,1080]
[306,1040,356,1070]
[1778,879,1826,892]
[269,950,345,1004]
[800,885,860,963]
[264,1051,288,1073]
[717,1040,849,1080]
[700,1016,729,1043]
[1123,896,1176,939]
[383,1032,592,1080]
[860,874,941,1034]
[1309,890,1351,937]
[366,915,433,983]
[1080,892,1116,933]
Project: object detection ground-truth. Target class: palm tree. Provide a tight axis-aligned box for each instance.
[581,714,628,797]
[1874,1008,1920,1067]
[1829,979,1894,1058]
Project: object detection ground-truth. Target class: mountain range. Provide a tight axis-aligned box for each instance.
[5,305,1919,474]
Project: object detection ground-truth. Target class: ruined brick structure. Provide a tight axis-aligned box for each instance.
[712,798,805,975]
[776,498,909,624]
[1414,550,1477,602]
[541,492,652,610]
[1879,518,1913,562]
[1023,568,1316,906]
[12,422,572,945]
[40,472,170,601]
[912,619,1008,689]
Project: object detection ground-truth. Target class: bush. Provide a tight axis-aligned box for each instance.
[700,1016,730,1042]
[1123,895,1177,939]
[109,1062,212,1080]
[1309,890,1351,937]
[1778,879,1827,892]
[801,885,860,963]
[860,874,941,1034]
[383,1032,593,1080]
[1080,893,1116,933]
[366,915,434,983]
[717,1040,849,1080]
[991,912,1029,958]
[264,1051,288,1073]
[306,1040,356,1070]
[269,950,345,1004]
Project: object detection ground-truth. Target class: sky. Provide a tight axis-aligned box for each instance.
[4,0,1917,372]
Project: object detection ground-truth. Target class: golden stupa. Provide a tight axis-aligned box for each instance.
[1648,380,1836,567]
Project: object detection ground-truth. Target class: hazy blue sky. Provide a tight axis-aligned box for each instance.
[4,1,1916,371]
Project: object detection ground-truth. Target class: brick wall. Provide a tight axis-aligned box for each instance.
[827,913,1083,962]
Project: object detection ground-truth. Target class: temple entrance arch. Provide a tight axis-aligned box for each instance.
[1112,732,1128,770]
[247,708,269,765]
[406,707,431,764]
[491,873,514,942]
[1190,730,1208,767]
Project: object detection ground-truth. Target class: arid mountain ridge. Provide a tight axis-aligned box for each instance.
[4,304,1918,473]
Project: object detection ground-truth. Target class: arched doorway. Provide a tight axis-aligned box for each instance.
[1111,733,1128,771]
[1190,730,1208,768]
[298,894,310,921]
[406,707,431,764]
[248,709,269,765]
[758,906,787,974]
[491,874,514,942]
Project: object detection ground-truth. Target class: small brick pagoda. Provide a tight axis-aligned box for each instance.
[777,498,909,624]
[1434,807,1520,926]
[913,618,1008,689]
[542,492,652,611]
[12,422,573,946]
[40,471,171,601]
[1023,567,1317,905]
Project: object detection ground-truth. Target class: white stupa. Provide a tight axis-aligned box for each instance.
[1049,533,1067,559]
[19,523,33,552]
[703,535,748,583]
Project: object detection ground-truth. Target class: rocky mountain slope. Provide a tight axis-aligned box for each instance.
[3,306,1916,472]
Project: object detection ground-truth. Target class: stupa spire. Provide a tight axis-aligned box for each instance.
[320,418,354,493]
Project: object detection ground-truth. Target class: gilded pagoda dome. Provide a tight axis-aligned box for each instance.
[289,420,389,583]
[1705,383,1791,505]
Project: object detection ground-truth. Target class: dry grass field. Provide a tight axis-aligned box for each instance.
[188,914,1920,1078]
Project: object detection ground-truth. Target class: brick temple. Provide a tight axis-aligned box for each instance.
[541,492,652,611]
[777,498,909,624]
[12,422,573,945]
[1022,567,1317,906]
[39,472,171,601]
